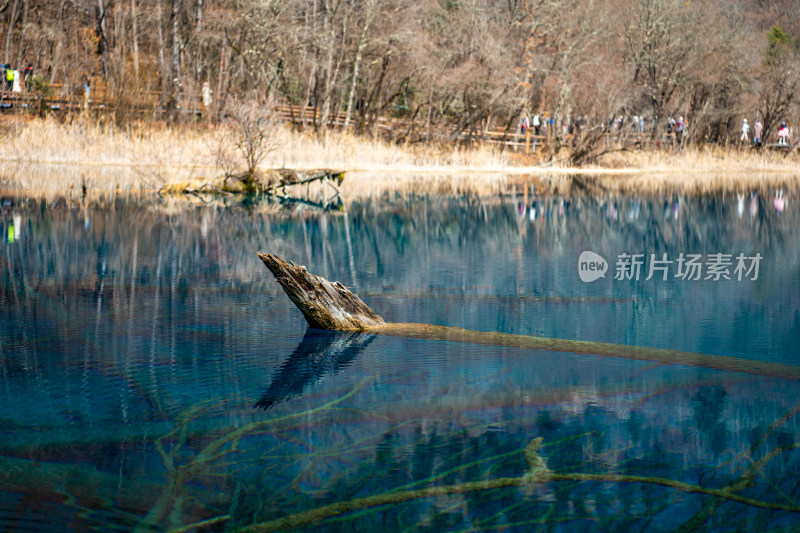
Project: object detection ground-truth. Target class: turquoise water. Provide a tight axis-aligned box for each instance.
[1,193,799,531]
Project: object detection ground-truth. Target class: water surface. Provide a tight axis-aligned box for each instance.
[1,191,799,531]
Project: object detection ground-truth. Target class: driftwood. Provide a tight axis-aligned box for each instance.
[257,253,386,330]
[159,169,344,197]
[258,253,800,380]
[264,169,345,194]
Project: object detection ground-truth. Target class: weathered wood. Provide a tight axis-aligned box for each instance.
[259,253,800,380]
[257,253,386,331]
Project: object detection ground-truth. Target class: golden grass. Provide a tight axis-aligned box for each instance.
[272,128,513,172]
[0,115,510,171]
[0,116,798,199]
[579,171,799,196]
[595,144,800,174]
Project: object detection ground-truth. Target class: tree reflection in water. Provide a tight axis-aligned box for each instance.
[256,329,375,409]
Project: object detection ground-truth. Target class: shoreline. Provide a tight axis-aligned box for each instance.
[2,165,797,203]
[0,118,798,198]
[0,156,797,175]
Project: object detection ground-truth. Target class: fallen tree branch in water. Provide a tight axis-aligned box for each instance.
[135,378,372,531]
[257,252,800,380]
[236,437,800,533]
[379,323,800,379]
[166,514,231,533]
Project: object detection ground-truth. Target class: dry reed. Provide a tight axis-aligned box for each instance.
[596,144,800,173]
[1,116,799,199]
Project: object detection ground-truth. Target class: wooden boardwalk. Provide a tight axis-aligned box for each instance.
[0,84,548,152]
[7,85,792,153]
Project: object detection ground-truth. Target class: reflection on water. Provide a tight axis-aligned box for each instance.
[256,330,375,409]
[1,192,800,531]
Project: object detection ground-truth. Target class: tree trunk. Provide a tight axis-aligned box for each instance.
[4,0,19,66]
[95,0,109,79]
[13,0,27,70]
[131,0,139,77]
[49,1,68,85]
[257,253,387,331]
[319,0,337,132]
[214,40,226,121]
[166,0,183,121]
[194,0,203,81]
[259,253,800,380]
[344,0,376,129]
[156,0,166,110]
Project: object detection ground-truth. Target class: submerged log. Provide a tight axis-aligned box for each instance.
[157,169,345,196]
[258,253,800,380]
[257,253,387,330]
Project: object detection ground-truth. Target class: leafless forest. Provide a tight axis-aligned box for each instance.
[3,0,800,149]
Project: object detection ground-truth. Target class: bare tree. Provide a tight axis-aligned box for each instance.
[230,99,281,183]
[756,25,800,144]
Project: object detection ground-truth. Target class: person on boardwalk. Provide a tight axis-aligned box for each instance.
[12,68,21,93]
[201,81,213,109]
[532,113,540,136]
[740,118,749,142]
[23,65,32,92]
[777,122,789,145]
[675,116,685,144]
[5,66,13,92]
[754,119,763,145]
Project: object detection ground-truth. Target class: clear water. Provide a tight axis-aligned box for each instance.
[1,192,799,531]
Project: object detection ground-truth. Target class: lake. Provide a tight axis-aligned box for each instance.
[1,190,799,531]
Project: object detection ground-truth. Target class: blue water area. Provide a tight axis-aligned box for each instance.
[1,192,800,531]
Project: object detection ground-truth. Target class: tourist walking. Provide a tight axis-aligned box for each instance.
[754,119,763,145]
[777,122,789,145]
[740,118,749,142]
[675,116,685,144]
[5,66,14,92]
[23,65,32,92]
[201,81,212,108]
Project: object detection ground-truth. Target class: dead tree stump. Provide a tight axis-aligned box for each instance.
[257,253,386,331]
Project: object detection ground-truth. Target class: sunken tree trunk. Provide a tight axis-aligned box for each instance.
[258,253,800,380]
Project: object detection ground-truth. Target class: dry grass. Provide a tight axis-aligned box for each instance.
[580,145,800,195]
[573,171,798,196]
[0,116,798,199]
[271,129,512,172]
[0,115,510,171]
[596,144,800,174]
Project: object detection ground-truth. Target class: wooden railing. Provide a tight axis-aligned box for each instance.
[1,87,552,152]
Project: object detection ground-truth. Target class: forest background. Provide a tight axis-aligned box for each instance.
[1,0,800,174]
